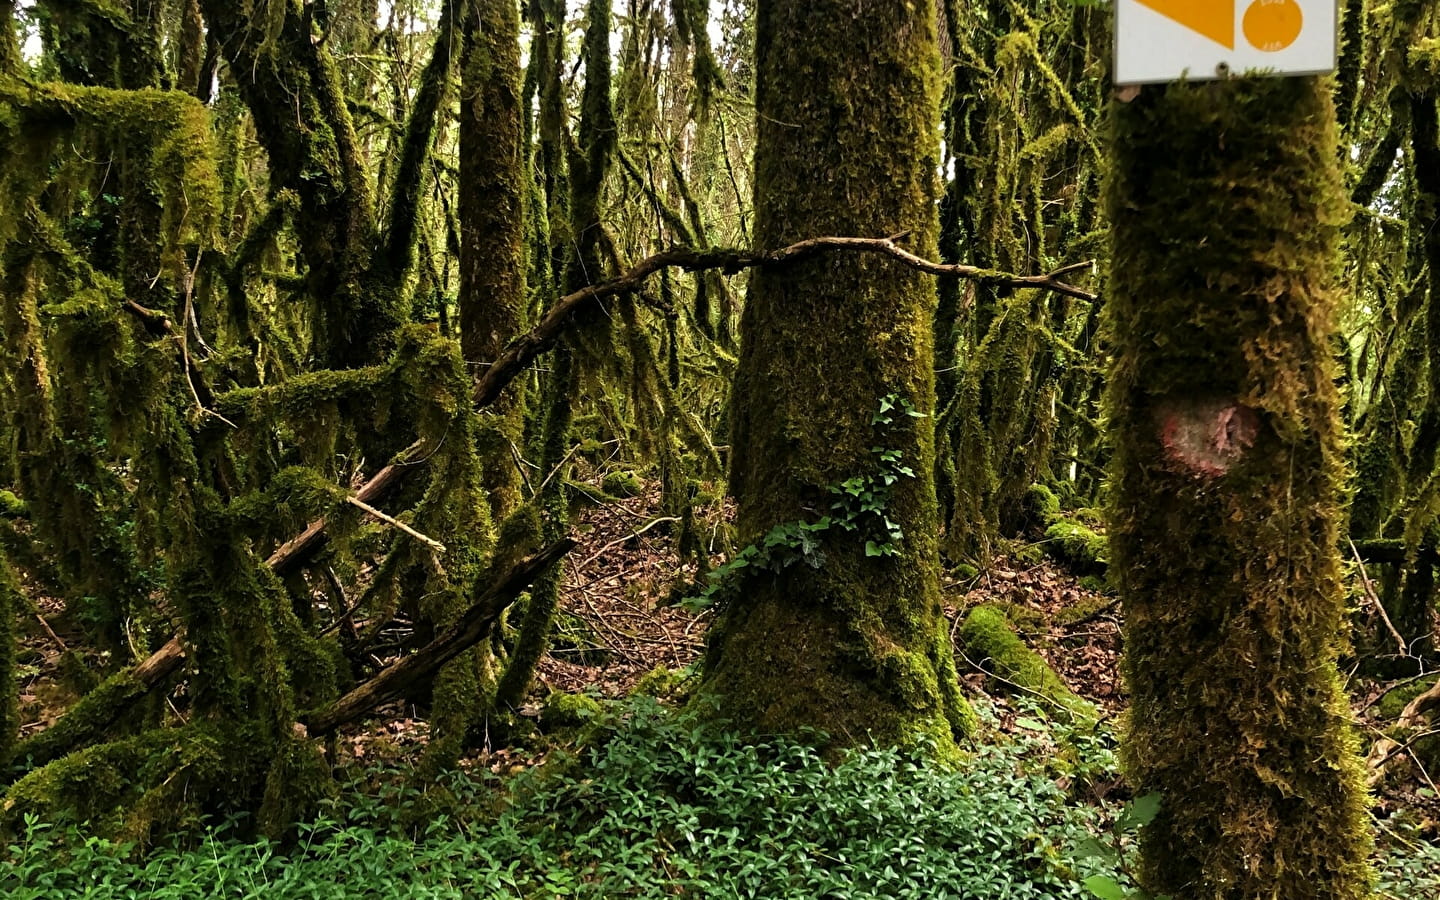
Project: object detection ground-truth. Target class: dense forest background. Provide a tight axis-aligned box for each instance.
[2,0,1440,896]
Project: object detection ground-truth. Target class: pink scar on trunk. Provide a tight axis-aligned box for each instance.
[1158,398,1260,477]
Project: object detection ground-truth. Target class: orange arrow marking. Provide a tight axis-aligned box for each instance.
[1135,0,1235,49]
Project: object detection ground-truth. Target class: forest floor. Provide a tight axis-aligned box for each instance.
[9,474,1440,897]
[10,472,1439,832]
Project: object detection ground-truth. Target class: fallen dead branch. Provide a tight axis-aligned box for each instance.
[303,538,576,736]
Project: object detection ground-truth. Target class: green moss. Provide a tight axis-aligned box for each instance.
[1,724,239,843]
[1025,482,1061,524]
[540,690,605,729]
[1106,76,1372,898]
[1376,675,1439,720]
[1053,594,1115,628]
[986,601,1045,634]
[631,665,693,702]
[601,470,645,499]
[0,490,26,518]
[11,668,148,772]
[958,606,1095,722]
[1043,517,1108,576]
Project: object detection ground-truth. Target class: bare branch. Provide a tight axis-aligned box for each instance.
[473,235,1096,407]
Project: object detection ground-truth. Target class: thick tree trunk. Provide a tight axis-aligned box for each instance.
[701,0,973,748]
[1106,77,1371,898]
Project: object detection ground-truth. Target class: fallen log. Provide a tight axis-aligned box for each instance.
[9,451,417,771]
[302,538,575,736]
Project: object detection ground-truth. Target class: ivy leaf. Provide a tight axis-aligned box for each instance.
[865,541,884,557]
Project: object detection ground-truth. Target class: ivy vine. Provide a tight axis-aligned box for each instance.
[684,395,926,612]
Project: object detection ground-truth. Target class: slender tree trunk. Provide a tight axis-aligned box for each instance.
[460,0,527,522]
[702,0,972,748]
[1106,77,1372,898]
[0,555,19,768]
[0,0,20,75]
[199,0,385,368]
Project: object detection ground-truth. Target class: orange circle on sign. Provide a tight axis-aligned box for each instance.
[1243,0,1304,52]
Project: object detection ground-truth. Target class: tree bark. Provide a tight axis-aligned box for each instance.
[700,0,973,748]
[0,0,20,76]
[1106,77,1371,898]
[459,0,527,521]
[198,0,388,368]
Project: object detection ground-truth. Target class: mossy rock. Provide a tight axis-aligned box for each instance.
[950,561,980,582]
[601,470,645,499]
[1375,674,1439,720]
[1043,518,1108,577]
[0,490,26,519]
[958,605,1097,722]
[1022,483,1061,533]
[1053,594,1117,627]
[540,691,604,730]
[631,665,694,703]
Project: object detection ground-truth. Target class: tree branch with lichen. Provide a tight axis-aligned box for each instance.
[472,234,1096,407]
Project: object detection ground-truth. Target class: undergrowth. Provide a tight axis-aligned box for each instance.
[2,699,1437,898]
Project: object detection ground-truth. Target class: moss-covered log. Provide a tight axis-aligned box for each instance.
[10,637,184,771]
[958,605,1096,722]
[702,0,973,749]
[1106,78,1371,897]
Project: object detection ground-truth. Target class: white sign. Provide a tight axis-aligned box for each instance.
[1116,0,1337,85]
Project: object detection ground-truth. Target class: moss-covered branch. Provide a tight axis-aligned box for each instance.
[472,235,1096,408]
[302,538,576,736]
[381,0,458,282]
[6,454,415,775]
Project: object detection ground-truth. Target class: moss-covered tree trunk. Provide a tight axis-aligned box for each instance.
[0,555,18,768]
[0,1,19,75]
[701,0,972,748]
[198,0,388,368]
[1106,77,1371,898]
[459,0,526,522]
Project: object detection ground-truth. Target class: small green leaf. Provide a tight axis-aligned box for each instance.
[1118,792,1163,831]
[1082,875,1129,900]
[865,541,883,557]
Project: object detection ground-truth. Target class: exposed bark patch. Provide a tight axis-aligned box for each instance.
[1157,397,1259,477]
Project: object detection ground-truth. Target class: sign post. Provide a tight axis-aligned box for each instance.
[1115,0,1337,85]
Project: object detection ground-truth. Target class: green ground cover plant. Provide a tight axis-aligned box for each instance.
[2,700,1436,898]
